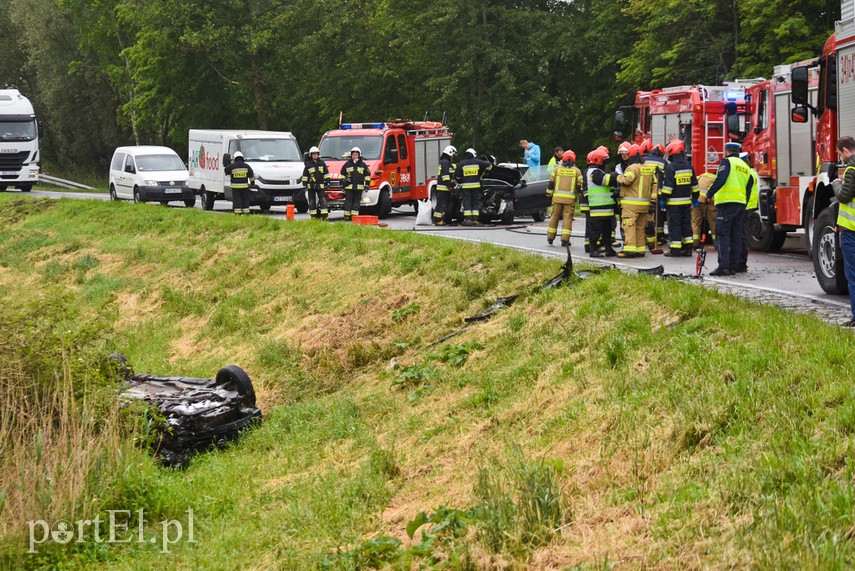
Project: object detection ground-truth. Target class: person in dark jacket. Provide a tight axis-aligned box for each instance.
[301,145,329,219]
[832,136,855,326]
[661,140,698,256]
[224,151,254,215]
[434,145,457,225]
[454,148,492,226]
[340,147,371,221]
[706,142,754,276]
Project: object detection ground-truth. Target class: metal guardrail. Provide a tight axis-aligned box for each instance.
[39,174,96,191]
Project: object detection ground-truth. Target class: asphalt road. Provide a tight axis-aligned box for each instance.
[18,188,854,325]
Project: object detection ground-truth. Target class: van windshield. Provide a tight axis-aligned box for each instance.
[0,119,36,142]
[318,135,382,160]
[135,154,187,172]
[230,138,301,162]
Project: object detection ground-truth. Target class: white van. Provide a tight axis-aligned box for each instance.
[187,129,305,212]
[108,146,195,206]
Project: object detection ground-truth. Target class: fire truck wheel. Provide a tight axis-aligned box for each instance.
[745,211,783,252]
[215,364,256,407]
[812,206,848,295]
[378,189,392,219]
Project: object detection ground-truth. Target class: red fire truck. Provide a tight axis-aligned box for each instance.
[316,121,452,218]
[740,63,819,252]
[790,4,854,294]
[615,82,756,176]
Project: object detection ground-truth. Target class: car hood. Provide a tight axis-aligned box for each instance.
[484,163,524,187]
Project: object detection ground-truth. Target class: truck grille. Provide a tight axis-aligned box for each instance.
[0,151,30,170]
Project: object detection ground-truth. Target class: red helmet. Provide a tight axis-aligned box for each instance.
[665,139,685,156]
[640,139,653,154]
[655,144,665,155]
[617,142,632,155]
[587,147,609,165]
[562,150,576,163]
[629,144,641,157]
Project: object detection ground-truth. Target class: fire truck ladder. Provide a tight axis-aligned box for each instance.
[703,101,725,169]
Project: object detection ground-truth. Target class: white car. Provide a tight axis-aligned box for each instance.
[108,146,195,206]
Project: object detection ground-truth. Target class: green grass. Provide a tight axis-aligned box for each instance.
[0,194,854,569]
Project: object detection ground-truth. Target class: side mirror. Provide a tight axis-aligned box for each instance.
[726,114,741,136]
[125,165,135,174]
[613,110,626,141]
[792,66,809,105]
[223,153,231,167]
[791,105,809,123]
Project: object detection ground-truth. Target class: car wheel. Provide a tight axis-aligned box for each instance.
[215,364,256,407]
[19,184,32,192]
[501,203,515,225]
[109,185,118,201]
[812,205,848,295]
[133,186,144,203]
[531,209,546,222]
[378,189,392,219]
[183,198,195,208]
[200,190,216,211]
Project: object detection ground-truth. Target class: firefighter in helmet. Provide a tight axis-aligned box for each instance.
[434,145,457,225]
[341,147,371,221]
[660,139,698,256]
[585,147,618,257]
[301,145,330,219]
[692,171,717,247]
[546,149,583,247]
[454,148,492,226]
[616,143,657,257]
[224,151,254,215]
[642,140,667,250]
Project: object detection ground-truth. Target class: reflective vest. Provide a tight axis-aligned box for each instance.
[585,167,615,217]
[839,166,855,231]
[548,164,581,204]
[455,158,492,190]
[661,156,697,206]
[713,156,750,205]
[341,159,371,191]
[617,162,657,206]
[746,168,759,210]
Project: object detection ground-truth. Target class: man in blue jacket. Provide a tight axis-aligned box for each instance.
[520,140,541,168]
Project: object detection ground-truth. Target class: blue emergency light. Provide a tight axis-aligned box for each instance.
[340,122,385,130]
[726,91,741,101]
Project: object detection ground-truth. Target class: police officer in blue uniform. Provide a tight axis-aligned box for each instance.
[706,142,754,276]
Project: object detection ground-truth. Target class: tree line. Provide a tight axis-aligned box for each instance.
[0,0,839,173]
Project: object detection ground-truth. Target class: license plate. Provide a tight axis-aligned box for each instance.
[165,188,182,194]
[273,196,290,202]
[0,171,18,176]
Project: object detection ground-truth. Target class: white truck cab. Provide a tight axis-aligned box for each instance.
[187,129,305,212]
[0,89,39,192]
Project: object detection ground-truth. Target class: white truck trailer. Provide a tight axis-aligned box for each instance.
[0,89,40,192]
[187,129,306,212]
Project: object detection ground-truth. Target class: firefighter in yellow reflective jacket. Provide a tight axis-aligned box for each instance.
[301,146,330,219]
[641,140,667,250]
[692,172,717,247]
[224,151,254,215]
[546,150,583,247]
[454,148,493,226]
[341,147,371,221]
[434,145,457,225]
[585,147,618,257]
[616,144,657,257]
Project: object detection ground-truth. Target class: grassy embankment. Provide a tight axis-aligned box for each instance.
[1,194,854,569]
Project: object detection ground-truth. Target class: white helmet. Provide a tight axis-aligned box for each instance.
[309,146,320,154]
[464,148,477,158]
[443,145,457,156]
[233,151,244,160]
[350,147,361,155]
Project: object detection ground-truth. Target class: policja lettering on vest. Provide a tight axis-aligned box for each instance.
[546,150,583,247]
[705,141,753,276]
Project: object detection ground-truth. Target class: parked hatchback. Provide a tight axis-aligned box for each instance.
[109,146,195,206]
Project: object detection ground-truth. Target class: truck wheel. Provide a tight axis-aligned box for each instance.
[109,185,118,201]
[812,206,849,295]
[378,189,392,219]
[215,364,256,407]
[745,210,784,251]
[183,198,196,208]
[133,186,144,203]
[294,198,309,214]
[258,204,271,213]
[531,209,546,222]
[19,184,32,192]
[200,190,216,211]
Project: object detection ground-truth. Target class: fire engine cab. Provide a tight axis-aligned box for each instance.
[741,63,818,252]
[615,82,756,176]
[317,121,452,218]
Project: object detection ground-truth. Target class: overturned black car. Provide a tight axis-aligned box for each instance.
[439,161,550,225]
[110,355,262,467]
